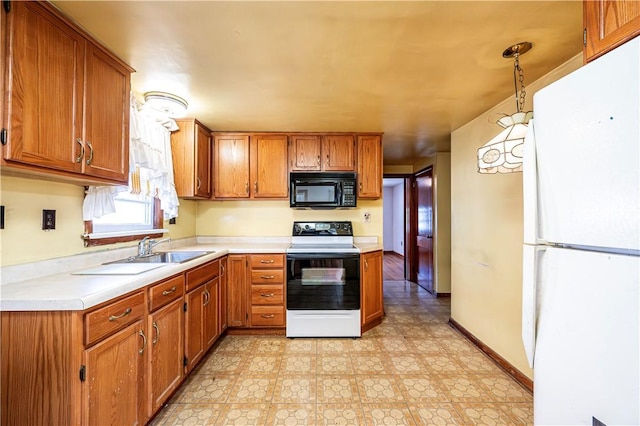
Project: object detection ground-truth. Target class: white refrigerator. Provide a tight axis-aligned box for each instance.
[522,37,640,425]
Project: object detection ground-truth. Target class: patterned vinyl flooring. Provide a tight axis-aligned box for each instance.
[150,281,533,425]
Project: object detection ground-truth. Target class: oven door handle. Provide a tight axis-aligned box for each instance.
[286,253,360,260]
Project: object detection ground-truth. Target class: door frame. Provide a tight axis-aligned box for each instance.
[382,173,412,280]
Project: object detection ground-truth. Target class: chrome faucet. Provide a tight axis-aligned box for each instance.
[137,236,171,257]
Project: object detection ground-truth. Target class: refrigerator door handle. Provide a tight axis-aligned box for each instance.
[523,120,539,245]
[522,244,543,368]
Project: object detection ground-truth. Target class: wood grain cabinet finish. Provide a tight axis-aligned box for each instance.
[357,135,383,199]
[361,250,384,330]
[213,133,288,199]
[184,260,219,373]
[219,256,228,333]
[171,119,212,199]
[147,277,184,417]
[2,1,132,185]
[249,254,285,328]
[227,255,249,327]
[584,0,640,62]
[289,134,355,171]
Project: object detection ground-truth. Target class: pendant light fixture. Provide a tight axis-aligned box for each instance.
[478,42,533,174]
[143,91,189,118]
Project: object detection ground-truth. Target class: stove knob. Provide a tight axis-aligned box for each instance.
[304,224,310,230]
[293,225,301,234]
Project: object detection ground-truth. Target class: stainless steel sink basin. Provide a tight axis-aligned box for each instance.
[105,251,213,265]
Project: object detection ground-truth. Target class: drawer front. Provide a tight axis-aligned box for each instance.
[251,285,284,305]
[250,270,284,284]
[186,259,219,292]
[149,274,185,312]
[250,254,284,269]
[85,291,145,346]
[250,306,285,327]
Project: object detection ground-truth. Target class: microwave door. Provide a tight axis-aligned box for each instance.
[293,181,339,207]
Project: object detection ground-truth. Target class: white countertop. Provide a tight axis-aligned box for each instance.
[0,239,382,312]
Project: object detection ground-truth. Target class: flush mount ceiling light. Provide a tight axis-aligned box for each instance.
[143,91,188,117]
[478,41,533,174]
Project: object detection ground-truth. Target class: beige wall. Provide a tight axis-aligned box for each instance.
[450,54,582,378]
[0,175,197,266]
[196,199,383,240]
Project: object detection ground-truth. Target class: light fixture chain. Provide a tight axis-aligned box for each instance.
[515,54,527,113]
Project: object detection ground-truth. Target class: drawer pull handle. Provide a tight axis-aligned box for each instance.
[261,314,275,319]
[152,321,160,345]
[261,275,275,279]
[139,330,147,355]
[162,286,177,296]
[261,293,275,298]
[260,260,275,264]
[108,307,132,322]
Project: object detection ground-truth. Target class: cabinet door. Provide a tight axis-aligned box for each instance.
[148,298,184,416]
[227,255,248,327]
[288,135,321,171]
[82,44,130,183]
[584,0,640,62]
[251,135,289,198]
[322,135,355,171]
[361,251,383,326]
[357,135,383,199]
[214,135,250,198]
[204,279,220,349]
[195,123,212,197]
[219,257,228,333]
[3,1,84,174]
[184,285,206,373]
[83,320,145,426]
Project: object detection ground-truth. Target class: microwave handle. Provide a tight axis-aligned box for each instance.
[337,183,343,203]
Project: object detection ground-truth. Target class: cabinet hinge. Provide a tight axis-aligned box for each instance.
[184,302,187,312]
[1,128,7,145]
[3,1,10,13]
[79,365,86,382]
[183,356,188,367]
[583,28,587,47]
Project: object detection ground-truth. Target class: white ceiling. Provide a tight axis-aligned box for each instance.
[53,1,583,165]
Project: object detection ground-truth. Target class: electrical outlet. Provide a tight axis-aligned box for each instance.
[42,209,56,230]
[363,212,371,223]
[169,217,176,225]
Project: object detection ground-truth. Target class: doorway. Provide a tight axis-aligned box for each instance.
[382,176,409,280]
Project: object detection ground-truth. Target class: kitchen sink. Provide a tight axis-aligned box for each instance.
[105,251,213,265]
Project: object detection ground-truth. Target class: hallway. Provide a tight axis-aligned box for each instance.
[150,281,532,425]
[383,252,405,281]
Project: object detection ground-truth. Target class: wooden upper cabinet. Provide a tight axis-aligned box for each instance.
[289,134,355,171]
[322,135,355,171]
[251,134,289,198]
[2,1,132,185]
[171,119,212,199]
[357,134,383,199]
[584,0,640,62]
[213,134,251,198]
[213,133,288,199]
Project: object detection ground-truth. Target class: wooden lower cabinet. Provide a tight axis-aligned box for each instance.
[204,278,220,349]
[227,255,249,327]
[184,284,206,373]
[83,319,146,426]
[249,254,285,328]
[361,250,384,330]
[148,297,184,416]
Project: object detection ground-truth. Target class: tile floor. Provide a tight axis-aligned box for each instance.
[150,281,533,425]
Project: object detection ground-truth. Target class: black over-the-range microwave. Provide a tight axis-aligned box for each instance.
[289,172,357,208]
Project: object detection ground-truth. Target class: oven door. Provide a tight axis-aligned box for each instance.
[286,253,360,310]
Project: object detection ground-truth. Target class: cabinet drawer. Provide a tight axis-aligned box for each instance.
[250,306,285,327]
[250,254,284,269]
[149,274,185,312]
[251,285,284,305]
[250,269,284,284]
[186,259,219,292]
[85,291,145,346]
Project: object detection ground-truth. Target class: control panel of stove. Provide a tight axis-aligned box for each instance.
[292,221,353,236]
